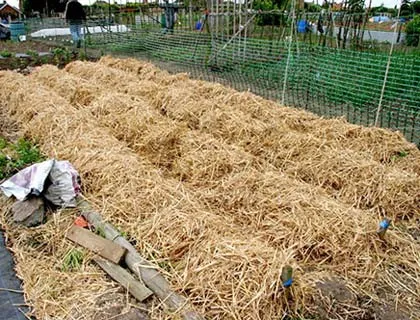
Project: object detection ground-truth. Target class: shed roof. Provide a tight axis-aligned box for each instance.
[0,2,22,14]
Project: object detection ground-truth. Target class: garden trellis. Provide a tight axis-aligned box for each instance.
[26,0,420,145]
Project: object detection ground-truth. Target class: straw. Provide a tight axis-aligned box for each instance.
[0,58,418,320]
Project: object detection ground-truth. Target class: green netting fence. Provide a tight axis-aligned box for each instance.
[25,15,420,145]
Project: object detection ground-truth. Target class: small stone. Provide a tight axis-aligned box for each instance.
[114,309,149,320]
[12,197,45,227]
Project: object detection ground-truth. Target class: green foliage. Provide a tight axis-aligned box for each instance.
[413,1,420,14]
[401,0,413,17]
[52,47,72,65]
[0,137,7,150]
[95,226,106,238]
[0,138,44,180]
[79,50,87,61]
[0,50,12,58]
[62,249,84,272]
[372,5,389,14]
[22,0,31,15]
[348,0,364,12]
[253,0,279,11]
[304,2,322,12]
[391,150,409,162]
[26,50,39,58]
[14,139,44,168]
[22,0,66,16]
[253,0,286,26]
[406,15,420,46]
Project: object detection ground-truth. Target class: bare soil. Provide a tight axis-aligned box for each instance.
[0,40,56,54]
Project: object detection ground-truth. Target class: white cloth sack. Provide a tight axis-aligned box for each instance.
[0,159,81,207]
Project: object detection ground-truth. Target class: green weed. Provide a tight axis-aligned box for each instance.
[62,248,84,272]
[13,138,44,168]
[95,226,106,238]
[0,138,44,180]
[0,50,12,58]
[26,50,39,58]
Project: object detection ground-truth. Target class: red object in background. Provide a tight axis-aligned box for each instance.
[74,216,89,228]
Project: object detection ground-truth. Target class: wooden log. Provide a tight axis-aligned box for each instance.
[77,196,204,320]
[94,256,153,302]
[66,225,127,264]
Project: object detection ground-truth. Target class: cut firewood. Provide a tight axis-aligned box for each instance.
[94,257,153,302]
[66,225,126,264]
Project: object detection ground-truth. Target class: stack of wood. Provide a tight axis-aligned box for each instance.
[66,197,204,320]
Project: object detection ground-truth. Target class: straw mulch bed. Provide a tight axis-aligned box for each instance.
[0,57,419,320]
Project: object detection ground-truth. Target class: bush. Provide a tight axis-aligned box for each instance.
[406,16,420,46]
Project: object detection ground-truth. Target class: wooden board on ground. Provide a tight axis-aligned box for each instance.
[66,225,126,264]
[94,257,153,302]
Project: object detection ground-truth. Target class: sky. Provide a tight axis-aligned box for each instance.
[6,0,402,10]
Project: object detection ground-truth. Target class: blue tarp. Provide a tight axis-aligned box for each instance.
[372,16,391,23]
[0,231,29,320]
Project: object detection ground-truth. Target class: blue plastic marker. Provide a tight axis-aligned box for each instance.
[377,218,391,239]
[281,265,293,289]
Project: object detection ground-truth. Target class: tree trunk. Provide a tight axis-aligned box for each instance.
[360,0,372,48]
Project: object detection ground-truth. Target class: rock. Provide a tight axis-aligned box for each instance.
[12,197,45,227]
[114,309,149,320]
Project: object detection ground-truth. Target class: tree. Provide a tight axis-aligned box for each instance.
[304,2,322,12]
[400,0,412,18]
[406,15,420,45]
[371,5,388,15]
[22,0,65,16]
[412,1,420,14]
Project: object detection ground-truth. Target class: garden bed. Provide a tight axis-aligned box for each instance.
[0,56,419,320]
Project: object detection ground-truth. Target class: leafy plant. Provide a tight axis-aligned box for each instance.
[79,50,87,61]
[13,138,44,168]
[0,50,12,58]
[0,138,44,180]
[391,150,409,162]
[406,16,420,46]
[52,47,72,65]
[62,248,84,272]
[26,50,39,58]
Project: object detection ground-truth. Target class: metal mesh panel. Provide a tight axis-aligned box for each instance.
[25,13,420,145]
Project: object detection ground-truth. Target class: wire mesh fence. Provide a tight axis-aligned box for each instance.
[24,9,420,146]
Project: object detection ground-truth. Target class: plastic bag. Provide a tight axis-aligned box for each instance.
[0,159,81,207]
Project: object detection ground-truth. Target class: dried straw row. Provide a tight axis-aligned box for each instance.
[1,60,419,320]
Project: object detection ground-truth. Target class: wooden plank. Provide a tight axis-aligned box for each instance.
[66,225,126,264]
[94,257,153,302]
[77,196,205,320]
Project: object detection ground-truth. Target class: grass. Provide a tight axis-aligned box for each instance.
[94,226,106,238]
[61,248,84,272]
[0,137,45,180]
